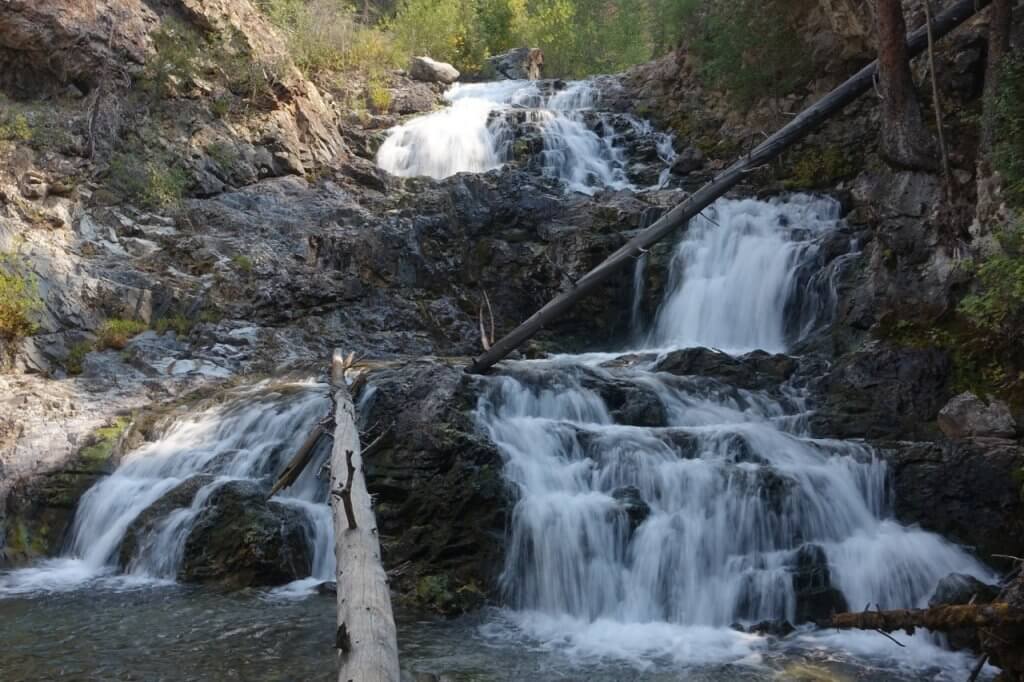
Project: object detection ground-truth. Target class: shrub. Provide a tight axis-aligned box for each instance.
[0,253,42,345]
[66,341,92,376]
[96,319,148,351]
[231,254,254,273]
[154,314,194,337]
[140,18,206,99]
[993,52,1024,207]
[0,112,32,142]
[366,78,392,113]
[107,152,189,209]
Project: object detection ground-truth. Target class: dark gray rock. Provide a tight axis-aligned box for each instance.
[180,480,312,588]
[118,474,213,568]
[929,573,1000,607]
[750,619,796,637]
[611,486,651,531]
[655,347,797,391]
[880,438,1024,563]
[481,48,543,81]
[791,544,848,624]
[671,146,704,175]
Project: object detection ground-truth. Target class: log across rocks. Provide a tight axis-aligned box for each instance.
[329,351,400,682]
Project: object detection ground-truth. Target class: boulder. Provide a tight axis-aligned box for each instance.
[791,544,848,623]
[928,573,1000,607]
[749,619,796,637]
[671,146,705,175]
[938,392,1017,439]
[482,47,544,81]
[118,474,213,568]
[881,438,1024,562]
[180,480,312,588]
[409,56,460,84]
[654,347,796,390]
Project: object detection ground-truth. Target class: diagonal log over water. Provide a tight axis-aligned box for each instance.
[466,0,991,374]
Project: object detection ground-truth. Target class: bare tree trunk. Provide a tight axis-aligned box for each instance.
[982,0,1013,153]
[876,0,938,170]
[330,351,399,682]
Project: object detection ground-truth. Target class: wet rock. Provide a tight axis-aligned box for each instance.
[928,573,1000,607]
[409,56,459,84]
[937,392,1017,439]
[579,373,667,427]
[315,581,337,595]
[481,47,544,81]
[655,347,796,390]
[749,619,796,637]
[118,474,213,569]
[671,146,704,175]
[358,360,504,610]
[791,544,848,623]
[180,480,312,588]
[611,486,651,531]
[880,438,1024,562]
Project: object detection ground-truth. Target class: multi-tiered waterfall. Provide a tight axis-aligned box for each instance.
[475,194,996,674]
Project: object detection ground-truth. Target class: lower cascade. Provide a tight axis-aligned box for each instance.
[475,195,997,672]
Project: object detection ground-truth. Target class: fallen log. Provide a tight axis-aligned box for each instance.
[329,350,400,682]
[465,0,992,375]
[267,417,332,499]
[830,603,1024,634]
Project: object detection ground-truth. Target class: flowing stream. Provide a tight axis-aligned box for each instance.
[0,78,1002,681]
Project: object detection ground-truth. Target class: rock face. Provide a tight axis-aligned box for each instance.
[409,56,460,84]
[482,47,544,80]
[357,359,504,614]
[180,480,312,587]
[938,392,1017,439]
[881,438,1024,562]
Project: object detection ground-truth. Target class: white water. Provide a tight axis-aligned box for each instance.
[476,195,997,677]
[376,80,675,195]
[0,381,335,596]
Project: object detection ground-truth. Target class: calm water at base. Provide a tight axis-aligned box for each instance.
[0,583,992,682]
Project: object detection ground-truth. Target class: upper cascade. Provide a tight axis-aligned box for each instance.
[375,79,676,195]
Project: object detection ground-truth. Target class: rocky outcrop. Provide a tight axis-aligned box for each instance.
[938,392,1017,439]
[180,480,312,587]
[481,47,543,81]
[409,56,459,84]
[880,437,1024,563]
[654,347,797,391]
[356,359,502,615]
[118,474,212,569]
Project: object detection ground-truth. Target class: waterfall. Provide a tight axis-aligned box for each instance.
[376,80,675,195]
[477,195,996,673]
[0,381,336,595]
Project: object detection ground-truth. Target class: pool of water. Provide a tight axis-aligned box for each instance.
[0,580,994,682]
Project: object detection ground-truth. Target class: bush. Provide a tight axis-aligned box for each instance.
[96,319,148,351]
[66,341,92,376]
[231,254,254,273]
[366,78,392,112]
[0,253,42,345]
[0,112,32,142]
[993,52,1024,207]
[107,152,189,209]
[141,18,206,99]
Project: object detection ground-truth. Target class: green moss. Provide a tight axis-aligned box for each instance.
[0,252,42,346]
[782,146,856,190]
[231,254,254,273]
[79,417,131,465]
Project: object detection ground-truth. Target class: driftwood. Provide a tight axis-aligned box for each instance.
[465,0,992,375]
[830,603,1024,634]
[267,417,332,499]
[329,351,400,682]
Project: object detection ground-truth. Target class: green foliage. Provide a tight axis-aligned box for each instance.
[231,254,254,273]
[959,220,1024,340]
[258,0,403,76]
[678,0,815,107]
[993,52,1024,207]
[366,78,392,112]
[783,147,856,190]
[65,341,92,376]
[0,252,42,345]
[96,319,148,351]
[0,112,32,142]
[154,314,194,337]
[205,141,240,170]
[107,152,189,209]
[141,18,206,99]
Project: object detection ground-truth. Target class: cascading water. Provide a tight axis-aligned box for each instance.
[476,195,997,677]
[0,381,335,595]
[375,80,675,195]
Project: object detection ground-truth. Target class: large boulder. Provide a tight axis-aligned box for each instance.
[481,47,544,81]
[929,573,1000,608]
[180,480,312,588]
[654,347,797,391]
[118,474,212,569]
[881,438,1024,563]
[791,544,848,624]
[409,56,460,84]
[938,392,1017,439]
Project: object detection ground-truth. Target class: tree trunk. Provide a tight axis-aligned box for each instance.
[876,0,938,170]
[466,0,991,375]
[330,351,399,682]
[982,0,1013,153]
